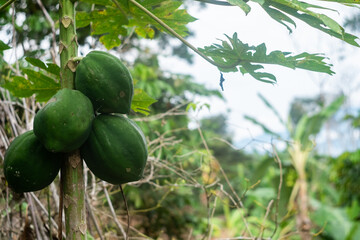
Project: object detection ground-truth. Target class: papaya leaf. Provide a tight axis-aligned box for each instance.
[258,4,296,33]
[2,69,60,102]
[0,40,11,51]
[317,0,360,4]
[76,8,128,49]
[254,0,360,47]
[131,88,157,115]
[77,0,196,49]
[25,57,60,77]
[199,33,334,83]
[226,0,251,15]
[128,0,197,37]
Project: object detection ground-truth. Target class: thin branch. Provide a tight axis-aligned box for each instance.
[29,192,60,231]
[102,181,127,238]
[11,3,20,75]
[197,123,253,237]
[125,0,242,70]
[85,194,104,240]
[120,185,130,240]
[0,0,16,12]
[258,200,274,239]
[24,193,42,240]
[35,0,57,63]
[271,144,283,238]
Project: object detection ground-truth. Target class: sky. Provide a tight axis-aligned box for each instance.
[158,2,360,153]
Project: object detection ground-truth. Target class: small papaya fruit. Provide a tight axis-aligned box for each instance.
[75,51,134,114]
[81,114,147,184]
[34,88,94,153]
[4,131,63,193]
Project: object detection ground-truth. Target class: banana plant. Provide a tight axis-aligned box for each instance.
[244,93,345,239]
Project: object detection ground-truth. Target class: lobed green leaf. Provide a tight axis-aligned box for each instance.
[77,0,196,49]
[131,88,158,115]
[253,0,360,47]
[200,33,334,83]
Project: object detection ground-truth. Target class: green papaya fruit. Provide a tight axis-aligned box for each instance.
[34,88,94,153]
[75,51,134,114]
[4,131,63,193]
[81,114,147,184]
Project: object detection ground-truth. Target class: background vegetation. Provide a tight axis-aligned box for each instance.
[1,0,360,239]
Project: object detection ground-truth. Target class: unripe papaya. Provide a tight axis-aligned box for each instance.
[81,114,147,184]
[34,88,94,153]
[4,131,63,193]
[75,51,134,114]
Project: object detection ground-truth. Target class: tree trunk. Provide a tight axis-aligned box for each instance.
[59,0,87,239]
[296,176,312,240]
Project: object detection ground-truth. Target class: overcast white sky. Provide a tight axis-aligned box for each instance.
[159,2,360,150]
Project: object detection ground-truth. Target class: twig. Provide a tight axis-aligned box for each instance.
[271,144,283,238]
[85,194,104,240]
[258,200,274,239]
[102,181,127,238]
[0,0,16,12]
[35,0,57,63]
[29,192,60,231]
[5,186,11,238]
[24,193,42,240]
[47,188,53,240]
[11,3,20,75]
[207,195,218,240]
[120,185,130,240]
[197,124,253,237]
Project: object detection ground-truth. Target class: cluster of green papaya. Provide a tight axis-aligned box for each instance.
[3,51,148,193]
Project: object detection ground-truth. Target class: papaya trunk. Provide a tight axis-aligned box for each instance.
[59,0,87,239]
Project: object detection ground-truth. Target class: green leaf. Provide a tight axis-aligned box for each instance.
[131,88,157,115]
[100,33,123,50]
[255,0,360,47]
[129,0,197,37]
[25,57,60,77]
[77,0,196,49]
[316,0,360,4]
[293,95,345,148]
[260,4,296,33]
[0,40,11,51]
[199,33,334,83]
[226,0,251,15]
[76,8,128,49]
[2,69,60,102]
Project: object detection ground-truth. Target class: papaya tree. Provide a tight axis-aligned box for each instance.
[0,0,359,239]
